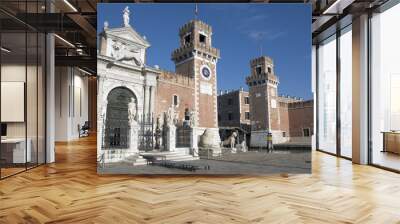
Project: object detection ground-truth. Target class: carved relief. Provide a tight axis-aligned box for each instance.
[110,41,143,66]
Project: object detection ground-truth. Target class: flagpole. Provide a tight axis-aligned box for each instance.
[195,3,198,20]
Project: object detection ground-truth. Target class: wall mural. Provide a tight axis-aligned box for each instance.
[96,4,312,174]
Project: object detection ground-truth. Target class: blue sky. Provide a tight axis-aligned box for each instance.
[98,4,312,99]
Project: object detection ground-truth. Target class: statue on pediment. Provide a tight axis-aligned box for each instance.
[123,6,130,27]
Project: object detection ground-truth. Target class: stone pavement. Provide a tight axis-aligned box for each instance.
[98,150,311,175]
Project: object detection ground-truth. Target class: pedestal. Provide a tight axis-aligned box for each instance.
[130,123,140,153]
[198,128,221,155]
[166,125,176,151]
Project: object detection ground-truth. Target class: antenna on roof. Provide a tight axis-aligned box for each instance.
[195,3,198,20]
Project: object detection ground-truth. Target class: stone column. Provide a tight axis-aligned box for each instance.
[144,86,150,116]
[149,86,155,115]
[166,125,176,151]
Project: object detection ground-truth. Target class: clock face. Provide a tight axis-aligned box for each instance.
[201,66,211,79]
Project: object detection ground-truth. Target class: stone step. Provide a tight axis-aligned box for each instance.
[140,150,189,156]
[132,159,147,166]
[113,150,200,166]
[163,155,199,161]
[140,150,198,162]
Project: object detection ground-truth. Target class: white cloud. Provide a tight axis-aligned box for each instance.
[247,30,286,42]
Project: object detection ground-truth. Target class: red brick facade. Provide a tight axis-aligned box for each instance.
[155,71,195,124]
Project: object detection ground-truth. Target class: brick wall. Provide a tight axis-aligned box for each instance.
[278,101,290,134]
[287,100,314,137]
[239,91,250,125]
[218,91,241,127]
[249,85,269,131]
[155,71,195,123]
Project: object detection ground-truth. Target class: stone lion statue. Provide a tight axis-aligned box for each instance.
[111,41,143,66]
[220,131,238,153]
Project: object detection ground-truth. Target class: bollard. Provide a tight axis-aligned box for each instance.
[267,132,274,153]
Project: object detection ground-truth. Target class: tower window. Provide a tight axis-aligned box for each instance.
[268,67,271,73]
[228,98,233,105]
[199,34,206,43]
[256,66,262,75]
[184,108,190,120]
[303,128,310,137]
[173,95,179,106]
[228,113,233,121]
[245,112,250,120]
[244,97,249,104]
[184,34,191,45]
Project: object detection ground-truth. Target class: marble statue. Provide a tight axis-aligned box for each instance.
[104,21,109,30]
[128,98,137,124]
[123,6,130,27]
[220,131,238,153]
[189,110,197,128]
[173,108,179,125]
[239,140,248,152]
[166,106,176,126]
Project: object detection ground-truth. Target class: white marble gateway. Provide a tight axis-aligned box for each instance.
[97,7,160,163]
[97,7,220,165]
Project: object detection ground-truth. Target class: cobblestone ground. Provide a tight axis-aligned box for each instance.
[98,149,311,175]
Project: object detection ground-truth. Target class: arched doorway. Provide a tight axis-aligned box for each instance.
[104,87,136,149]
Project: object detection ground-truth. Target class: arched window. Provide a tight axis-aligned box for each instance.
[173,95,179,107]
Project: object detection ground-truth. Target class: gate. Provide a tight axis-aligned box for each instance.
[103,87,135,149]
[176,125,191,148]
[138,114,154,151]
[104,119,130,149]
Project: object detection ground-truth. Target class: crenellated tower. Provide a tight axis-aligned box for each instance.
[171,20,220,129]
[246,56,281,147]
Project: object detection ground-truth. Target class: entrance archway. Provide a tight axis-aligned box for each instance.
[104,87,137,149]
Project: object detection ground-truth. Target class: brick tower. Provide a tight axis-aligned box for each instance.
[171,19,221,149]
[246,56,280,147]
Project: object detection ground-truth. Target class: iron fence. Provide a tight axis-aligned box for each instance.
[176,124,191,148]
[138,114,154,151]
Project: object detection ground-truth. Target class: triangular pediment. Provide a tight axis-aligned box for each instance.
[105,26,150,48]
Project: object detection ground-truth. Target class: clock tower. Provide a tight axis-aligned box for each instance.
[172,20,220,130]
